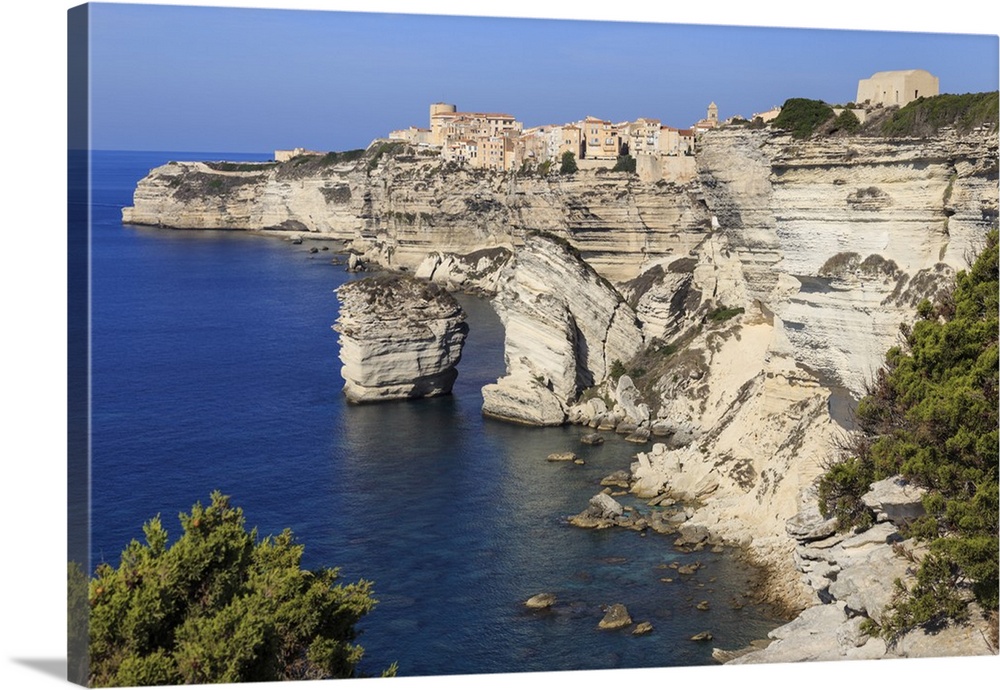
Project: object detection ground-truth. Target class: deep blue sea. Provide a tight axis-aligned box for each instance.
[87,150,782,677]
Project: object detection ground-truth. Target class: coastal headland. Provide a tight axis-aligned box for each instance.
[122,100,999,661]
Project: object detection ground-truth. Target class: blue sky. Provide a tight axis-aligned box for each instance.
[85,1,999,153]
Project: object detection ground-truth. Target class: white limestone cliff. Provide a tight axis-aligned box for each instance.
[480,233,644,425]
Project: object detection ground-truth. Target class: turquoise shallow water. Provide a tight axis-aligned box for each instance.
[87,150,782,677]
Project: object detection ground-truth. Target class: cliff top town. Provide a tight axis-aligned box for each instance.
[276,68,942,173]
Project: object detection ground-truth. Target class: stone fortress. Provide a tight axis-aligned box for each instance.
[856,68,940,108]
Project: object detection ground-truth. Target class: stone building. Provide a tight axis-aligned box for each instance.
[856,70,939,108]
[274,147,321,162]
[625,118,661,156]
[578,116,621,160]
[691,102,720,134]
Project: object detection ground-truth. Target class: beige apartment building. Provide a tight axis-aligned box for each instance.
[515,124,583,166]
[856,69,939,108]
[579,116,621,159]
[659,126,695,155]
[626,118,661,155]
[429,103,522,145]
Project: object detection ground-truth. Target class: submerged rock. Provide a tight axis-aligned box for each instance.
[546,452,578,462]
[632,621,654,635]
[524,593,557,610]
[334,275,468,403]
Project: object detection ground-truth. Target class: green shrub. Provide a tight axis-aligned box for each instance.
[770,98,835,139]
[87,492,388,686]
[559,151,578,175]
[881,92,999,137]
[820,228,999,634]
[611,154,636,173]
[831,109,861,134]
[708,305,745,322]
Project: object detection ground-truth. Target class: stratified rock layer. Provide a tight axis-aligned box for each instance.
[334,275,468,402]
[480,233,644,425]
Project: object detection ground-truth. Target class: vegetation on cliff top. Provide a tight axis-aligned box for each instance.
[770,98,835,139]
[819,228,998,639]
[766,92,997,140]
[84,492,390,686]
[880,92,999,137]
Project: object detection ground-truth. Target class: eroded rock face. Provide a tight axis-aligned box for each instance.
[697,127,998,396]
[122,145,711,285]
[334,275,468,402]
[481,234,644,425]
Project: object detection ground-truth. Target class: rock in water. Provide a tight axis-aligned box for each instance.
[546,452,578,462]
[334,275,468,402]
[524,593,557,610]
[598,604,633,630]
[632,622,654,635]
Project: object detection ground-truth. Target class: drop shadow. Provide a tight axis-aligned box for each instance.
[11,658,66,681]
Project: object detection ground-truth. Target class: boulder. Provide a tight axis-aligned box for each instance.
[625,428,651,444]
[615,421,638,435]
[482,374,567,426]
[586,493,624,520]
[614,375,649,424]
[675,523,710,547]
[650,420,674,437]
[693,474,720,498]
[600,470,632,489]
[580,433,605,446]
[861,475,927,525]
[786,498,838,543]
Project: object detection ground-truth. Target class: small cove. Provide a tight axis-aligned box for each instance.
[88,150,783,678]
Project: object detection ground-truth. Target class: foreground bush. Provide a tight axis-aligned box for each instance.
[820,229,998,637]
[88,492,387,686]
